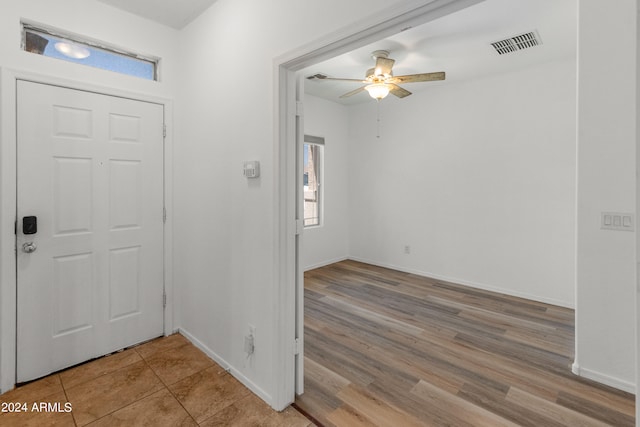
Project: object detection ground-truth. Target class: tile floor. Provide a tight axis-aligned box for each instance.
[0,334,314,426]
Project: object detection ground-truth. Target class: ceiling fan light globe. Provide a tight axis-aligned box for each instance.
[365,83,390,100]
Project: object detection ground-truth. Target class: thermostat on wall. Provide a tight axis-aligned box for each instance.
[243,161,260,178]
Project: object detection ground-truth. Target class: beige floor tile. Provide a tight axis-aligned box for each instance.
[0,375,64,403]
[87,389,197,427]
[0,337,312,427]
[0,391,74,427]
[199,392,276,427]
[263,406,314,427]
[135,333,189,359]
[169,367,251,423]
[66,360,164,426]
[145,342,215,385]
[60,348,142,389]
[199,398,314,427]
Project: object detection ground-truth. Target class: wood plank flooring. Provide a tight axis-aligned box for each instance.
[294,260,635,427]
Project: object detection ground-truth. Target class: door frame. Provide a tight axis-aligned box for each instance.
[0,68,175,393]
[271,0,484,410]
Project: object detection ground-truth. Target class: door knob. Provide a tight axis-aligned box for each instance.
[22,242,37,253]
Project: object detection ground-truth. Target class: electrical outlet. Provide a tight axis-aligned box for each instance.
[404,245,411,254]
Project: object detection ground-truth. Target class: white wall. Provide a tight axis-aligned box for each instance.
[172,0,438,407]
[301,95,350,270]
[637,0,640,418]
[347,58,577,308]
[0,0,179,393]
[575,0,637,393]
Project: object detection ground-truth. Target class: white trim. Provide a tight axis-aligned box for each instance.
[348,256,575,309]
[0,68,18,394]
[272,0,484,410]
[178,328,272,404]
[637,0,640,418]
[294,73,305,396]
[0,68,174,393]
[303,256,349,273]
[572,362,636,394]
[272,64,297,411]
[162,103,176,336]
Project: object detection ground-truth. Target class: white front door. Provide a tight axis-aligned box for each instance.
[16,81,165,382]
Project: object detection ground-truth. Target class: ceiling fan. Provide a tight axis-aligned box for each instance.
[308,50,445,101]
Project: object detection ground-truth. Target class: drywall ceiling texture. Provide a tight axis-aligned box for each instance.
[97,0,219,29]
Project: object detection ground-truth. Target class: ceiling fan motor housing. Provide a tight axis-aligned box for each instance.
[371,49,390,59]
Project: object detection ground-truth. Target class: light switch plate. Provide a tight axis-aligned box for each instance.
[601,212,634,231]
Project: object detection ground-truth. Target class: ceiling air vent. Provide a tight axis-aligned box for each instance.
[491,31,542,55]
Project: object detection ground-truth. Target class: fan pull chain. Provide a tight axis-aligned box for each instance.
[376,99,381,139]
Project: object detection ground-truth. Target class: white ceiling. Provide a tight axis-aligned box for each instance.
[95,0,576,105]
[303,0,577,105]
[97,0,218,29]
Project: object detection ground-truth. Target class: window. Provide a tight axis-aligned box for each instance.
[303,135,324,227]
[22,22,158,81]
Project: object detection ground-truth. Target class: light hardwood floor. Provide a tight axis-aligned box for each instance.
[294,260,635,427]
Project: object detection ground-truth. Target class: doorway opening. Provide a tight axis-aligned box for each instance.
[275,0,491,412]
[276,0,584,422]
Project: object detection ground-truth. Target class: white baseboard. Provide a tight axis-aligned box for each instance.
[347,256,574,309]
[177,328,273,407]
[303,256,348,272]
[572,362,636,394]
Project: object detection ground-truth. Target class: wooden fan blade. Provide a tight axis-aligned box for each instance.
[375,57,395,76]
[389,84,411,98]
[340,86,366,98]
[326,77,368,83]
[389,71,445,84]
[308,74,366,83]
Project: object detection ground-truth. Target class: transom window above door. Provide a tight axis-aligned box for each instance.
[22,22,158,81]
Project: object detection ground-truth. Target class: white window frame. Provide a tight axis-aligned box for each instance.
[303,135,324,228]
[21,21,160,81]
